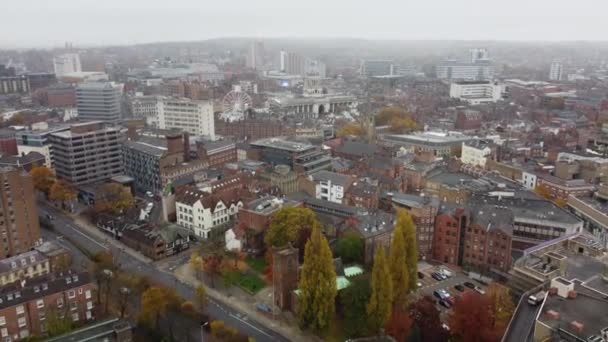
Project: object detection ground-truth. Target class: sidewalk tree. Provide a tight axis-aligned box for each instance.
[367,248,393,335]
[49,180,76,208]
[339,277,371,338]
[336,232,364,264]
[95,183,134,215]
[297,224,337,332]
[189,252,203,279]
[265,207,317,249]
[399,210,418,293]
[139,285,184,340]
[30,166,55,195]
[388,215,409,305]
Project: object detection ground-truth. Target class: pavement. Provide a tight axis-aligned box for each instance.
[38,201,291,342]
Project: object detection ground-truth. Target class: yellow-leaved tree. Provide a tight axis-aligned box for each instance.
[95,183,134,215]
[264,207,318,249]
[297,224,337,332]
[30,166,55,195]
[389,213,409,305]
[399,210,419,293]
[367,247,393,335]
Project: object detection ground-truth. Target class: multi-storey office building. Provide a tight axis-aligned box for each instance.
[16,124,71,169]
[157,98,214,138]
[0,167,40,259]
[49,122,124,185]
[76,82,122,123]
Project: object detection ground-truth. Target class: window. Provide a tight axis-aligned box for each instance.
[85,290,91,299]
[68,290,75,299]
[78,288,83,295]
[0,328,6,337]
[57,298,64,308]
[17,317,26,328]
[71,313,79,322]
[86,301,93,310]
[16,305,24,315]
[70,301,77,311]
[36,299,44,309]
[86,310,92,320]
[0,317,4,326]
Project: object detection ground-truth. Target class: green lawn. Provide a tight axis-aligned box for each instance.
[223,270,266,294]
[245,256,268,273]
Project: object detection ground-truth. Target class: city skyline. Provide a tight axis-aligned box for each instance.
[2,0,608,48]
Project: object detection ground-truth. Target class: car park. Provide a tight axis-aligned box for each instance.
[454,284,465,292]
[464,281,476,289]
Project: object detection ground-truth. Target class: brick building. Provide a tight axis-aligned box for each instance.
[433,205,514,273]
[196,140,237,168]
[46,84,76,108]
[0,272,95,340]
[0,167,40,259]
[389,193,439,260]
[0,129,18,157]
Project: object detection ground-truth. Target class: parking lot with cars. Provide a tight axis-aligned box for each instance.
[414,264,488,323]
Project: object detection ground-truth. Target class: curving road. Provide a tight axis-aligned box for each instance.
[38,202,289,342]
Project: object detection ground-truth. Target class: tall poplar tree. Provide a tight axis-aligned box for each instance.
[367,247,393,335]
[297,225,337,332]
[399,210,419,293]
[389,217,409,305]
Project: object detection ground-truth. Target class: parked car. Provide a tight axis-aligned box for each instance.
[454,284,465,292]
[439,300,451,309]
[433,289,444,300]
[432,272,444,281]
[433,289,450,301]
[446,296,456,306]
[439,267,453,278]
[464,281,476,289]
[146,191,154,198]
[474,287,486,295]
[417,271,424,279]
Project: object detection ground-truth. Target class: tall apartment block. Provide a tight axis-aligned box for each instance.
[76,82,122,123]
[0,167,40,259]
[48,122,124,185]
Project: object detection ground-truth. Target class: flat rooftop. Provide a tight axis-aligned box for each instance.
[250,137,315,152]
[382,131,475,146]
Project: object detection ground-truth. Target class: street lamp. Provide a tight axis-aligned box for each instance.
[200,320,209,342]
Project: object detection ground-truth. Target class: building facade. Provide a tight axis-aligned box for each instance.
[449,81,502,105]
[157,98,214,138]
[76,82,122,123]
[53,53,82,77]
[175,189,243,239]
[49,122,124,185]
[0,167,40,259]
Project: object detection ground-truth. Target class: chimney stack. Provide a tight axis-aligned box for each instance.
[166,133,184,155]
[183,132,190,162]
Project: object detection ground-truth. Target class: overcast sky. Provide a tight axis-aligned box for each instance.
[2,0,607,48]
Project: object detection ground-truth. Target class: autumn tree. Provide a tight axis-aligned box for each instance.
[554,197,567,208]
[49,180,77,209]
[386,304,414,342]
[95,183,134,215]
[486,283,516,338]
[389,214,409,305]
[265,207,318,249]
[90,251,116,306]
[339,277,371,338]
[337,122,365,137]
[200,239,226,288]
[367,248,393,335]
[297,224,337,332]
[210,320,239,340]
[30,166,55,195]
[375,107,417,133]
[189,251,204,280]
[410,296,449,342]
[336,232,364,264]
[139,286,184,341]
[449,291,495,342]
[397,210,419,293]
[534,185,552,200]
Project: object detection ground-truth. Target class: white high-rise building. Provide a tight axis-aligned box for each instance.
[138,97,214,139]
[247,41,264,70]
[53,53,82,77]
[549,62,563,81]
[280,51,287,72]
[449,81,503,105]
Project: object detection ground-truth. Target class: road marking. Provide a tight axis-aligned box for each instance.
[229,313,273,338]
[66,225,109,250]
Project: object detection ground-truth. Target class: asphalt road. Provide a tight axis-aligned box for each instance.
[502,295,539,342]
[38,202,289,342]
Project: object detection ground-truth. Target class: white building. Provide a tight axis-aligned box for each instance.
[53,53,81,77]
[549,62,563,81]
[175,189,243,239]
[470,48,490,64]
[132,96,215,139]
[309,170,352,204]
[461,141,492,168]
[522,171,538,190]
[449,81,503,105]
[436,63,493,81]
